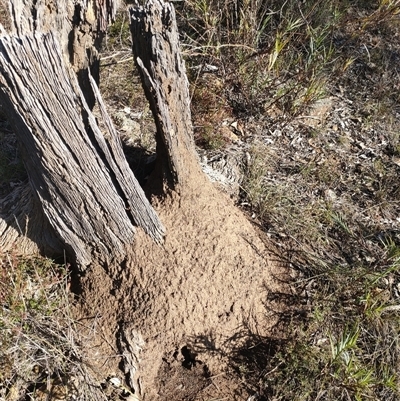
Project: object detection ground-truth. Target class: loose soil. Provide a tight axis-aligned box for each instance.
[77,171,285,400]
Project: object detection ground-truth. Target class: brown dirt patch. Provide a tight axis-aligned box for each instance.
[77,172,285,400]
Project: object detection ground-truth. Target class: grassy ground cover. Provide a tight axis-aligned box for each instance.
[175,1,400,399]
[0,254,110,400]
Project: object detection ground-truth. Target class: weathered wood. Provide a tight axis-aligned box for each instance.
[0,182,64,256]
[0,31,164,268]
[5,0,120,107]
[130,0,202,188]
[6,0,110,65]
[87,71,165,240]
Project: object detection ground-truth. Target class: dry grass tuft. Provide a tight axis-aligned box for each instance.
[0,254,109,400]
[0,0,12,32]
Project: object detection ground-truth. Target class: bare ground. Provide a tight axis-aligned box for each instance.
[76,171,286,400]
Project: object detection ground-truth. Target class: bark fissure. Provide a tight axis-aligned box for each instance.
[0,31,164,268]
[130,0,201,190]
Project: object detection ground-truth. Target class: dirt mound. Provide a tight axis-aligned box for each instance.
[78,173,283,400]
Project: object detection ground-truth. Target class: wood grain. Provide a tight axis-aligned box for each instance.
[0,31,164,268]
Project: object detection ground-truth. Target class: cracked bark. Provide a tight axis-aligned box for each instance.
[0,1,165,268]
[0,0,199,269]
[130,0,202,190]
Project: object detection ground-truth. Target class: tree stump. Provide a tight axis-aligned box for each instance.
[6,0,119,67]
[74,2,279,399]
[0,28,164,268]
[130,0,201,189]
[0,1,280,399]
